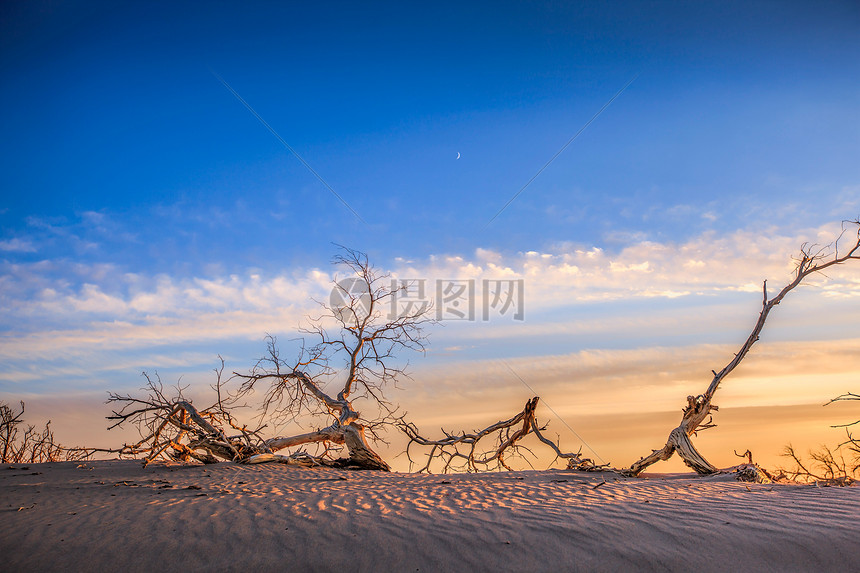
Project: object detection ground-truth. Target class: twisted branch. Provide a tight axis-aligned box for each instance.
[399,398,603,473]
[626,220,860,476]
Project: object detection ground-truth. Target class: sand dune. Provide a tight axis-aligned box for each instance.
[2,460,857,572]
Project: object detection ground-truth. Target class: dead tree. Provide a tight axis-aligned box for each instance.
[828,392,860,467]
[780,392,860,485]
[831,392,860,478]
[399,397,605,473]
[0,401,24,463]
[106,248,432,470]
[1,401,90,463]
[104,363,269,466]
[781,443,856,485]
[624,220,860,476]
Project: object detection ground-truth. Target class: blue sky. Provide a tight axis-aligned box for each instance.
[1,1,859,470]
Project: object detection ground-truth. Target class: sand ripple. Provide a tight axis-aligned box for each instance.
[2,460,858,572]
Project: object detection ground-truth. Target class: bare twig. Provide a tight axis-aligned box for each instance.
[1,401,92,463]
[398,398,603,473]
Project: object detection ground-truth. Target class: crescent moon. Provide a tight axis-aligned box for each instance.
[456,152,461,159]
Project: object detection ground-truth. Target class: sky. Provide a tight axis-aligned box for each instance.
[1,1,859,472]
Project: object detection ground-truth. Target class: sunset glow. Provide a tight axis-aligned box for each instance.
[2,2,858,473]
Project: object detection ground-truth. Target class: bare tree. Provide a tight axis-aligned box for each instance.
[106,248,432,470]
[104,363,269,466]
[780,392,860,485]
[399,397,606,473]
[780,443,856,486]
[401,222,860,476]
[624,220,860,476]
[0,401,24,463]
[828,392,860,465]
[1,401,90,463]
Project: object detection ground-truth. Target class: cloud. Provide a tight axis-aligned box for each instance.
[4,221,858,342]
[385,221,860,319]
[7,211,142,259]
[0,238,37,252]
[1,219,857,473]
[1,219,858,404]
[404,338,860,421]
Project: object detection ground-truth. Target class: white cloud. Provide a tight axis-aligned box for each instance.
[1,220,858,474]
[0,238,37,252]
[1,220,858,402]
[609,260,651,273]
[69,284,129,314]
[392,221,860,313]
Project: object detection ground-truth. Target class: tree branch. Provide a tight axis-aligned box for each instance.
[626,220,860,476]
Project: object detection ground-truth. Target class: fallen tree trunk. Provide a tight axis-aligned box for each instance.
[399,397,604,473]
[105,249,431,471]
[105,374,391,470]
[627,424,716,476]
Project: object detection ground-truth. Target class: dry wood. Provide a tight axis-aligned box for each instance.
[105,248,431,471]
[832,392,860,468]
[625,220,860,476]
[779,392,860,485]
[399,397,604,473]
[780,443,856,486]
[0,401,91,463]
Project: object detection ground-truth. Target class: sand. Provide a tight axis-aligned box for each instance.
[1,460,858,572]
